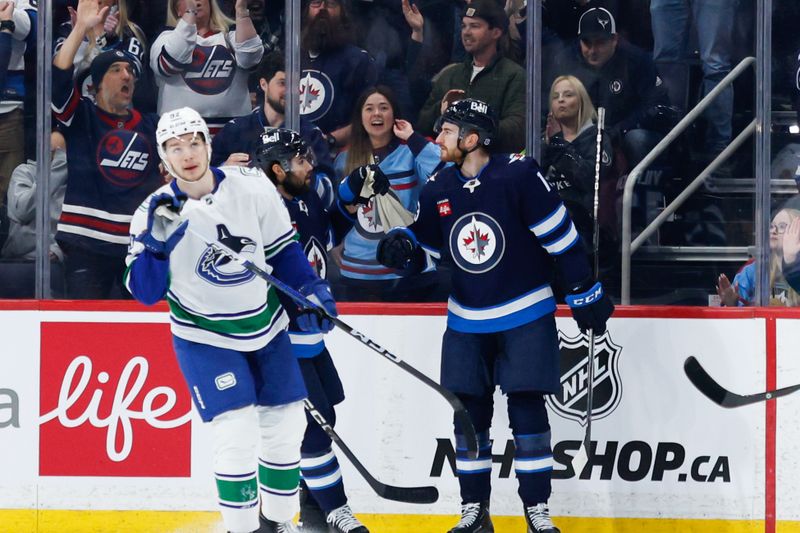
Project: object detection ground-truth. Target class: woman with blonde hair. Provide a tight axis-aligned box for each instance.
[718,206,800,307]
[542,74,614,249]
[150,0,264,134]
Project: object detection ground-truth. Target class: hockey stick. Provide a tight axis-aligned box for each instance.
[684,356,800,408]
[304,398,439,503]
[571,107,605,474]
[154,207,479,459]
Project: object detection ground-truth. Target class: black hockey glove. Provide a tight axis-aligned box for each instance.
[297,279,338,333]
[339,164,391,205]
[565,280,614,334]
[377,229,417,270]
[138,192,188,259]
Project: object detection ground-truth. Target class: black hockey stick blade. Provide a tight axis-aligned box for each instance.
[304,400,439,504]
[684,356,800,408]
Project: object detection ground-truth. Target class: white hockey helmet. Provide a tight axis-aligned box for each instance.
[156,107,212,178]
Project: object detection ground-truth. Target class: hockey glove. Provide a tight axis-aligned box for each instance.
[339,164,391,205]
[297,279,338,333]
[565,280,614,334]
[376,228,417,270]
[138,192,189,259]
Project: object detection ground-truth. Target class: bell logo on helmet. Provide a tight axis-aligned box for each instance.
[261,131,281,144]
[470,101,488,114]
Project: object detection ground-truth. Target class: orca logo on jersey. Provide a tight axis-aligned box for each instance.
[299,70,334,123]
[97,130,154,188]
[196,224,257,286]
[448,212,505,274]
[305,237,328,280]
[546,331,623,426]
[183,45,235,95]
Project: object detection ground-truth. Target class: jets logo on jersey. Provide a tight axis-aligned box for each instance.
[196,224,257,286]
[305,237,327,280]
[449,212,505,274]
[546,331,623,426]
[354,200,385,239]
[97,130,154,188]
[184,45,235,95]
[299,70,334,123]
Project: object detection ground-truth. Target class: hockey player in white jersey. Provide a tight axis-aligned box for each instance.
[125,107,338,533]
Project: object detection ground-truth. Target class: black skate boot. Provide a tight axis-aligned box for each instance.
[447,501,494,533]
[298,484,327,532]
[258,514,300,533]
[524,503,561,533]
[325,504,369,532]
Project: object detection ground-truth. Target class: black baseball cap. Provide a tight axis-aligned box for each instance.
[463,0,509,32]
[578,7,617,39]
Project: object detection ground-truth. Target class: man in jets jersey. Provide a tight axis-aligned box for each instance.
[252,128,367,533]
[125,107,337,533]
[377,99,614,533]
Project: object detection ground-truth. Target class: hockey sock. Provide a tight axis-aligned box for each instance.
[257,401,306,522]
[508,392,553,505]
[300,447,348,513]
[454,393,494,503]
[455,430,492,503]
[211,406,260,533]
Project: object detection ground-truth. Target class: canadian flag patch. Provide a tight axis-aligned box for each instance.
[437,199,452,217]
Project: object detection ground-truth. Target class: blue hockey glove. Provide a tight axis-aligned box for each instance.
[339,164,390,205]
[565,280,614,334]
[297,279,338,333]
[138,192,188,259]
[376,228,417,270]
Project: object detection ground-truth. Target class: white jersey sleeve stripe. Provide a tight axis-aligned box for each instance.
[529,204,567,238]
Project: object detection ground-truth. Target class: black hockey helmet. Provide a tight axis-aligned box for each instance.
[434,98,498,149]
[252,127,312,174]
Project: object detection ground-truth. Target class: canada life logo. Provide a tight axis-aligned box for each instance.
[39,323,192,477]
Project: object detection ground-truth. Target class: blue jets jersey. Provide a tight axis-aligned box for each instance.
[300,45,377,134]
[51,64,163,258]
[279,190,335,358]
[406,154,592,333]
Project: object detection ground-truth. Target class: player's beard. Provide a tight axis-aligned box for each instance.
[301,10,350,53]
[267,94,285,115]
[283,170,312,197]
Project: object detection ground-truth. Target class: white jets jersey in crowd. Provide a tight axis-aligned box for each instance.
[126,165,295,351]
[151,19,264,133]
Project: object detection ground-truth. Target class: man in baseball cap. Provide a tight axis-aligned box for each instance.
[417,0,526,153]
[577,7,618,68]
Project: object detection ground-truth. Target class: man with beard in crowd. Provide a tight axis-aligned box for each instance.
[211,51,336,207]
[300,0,377,151]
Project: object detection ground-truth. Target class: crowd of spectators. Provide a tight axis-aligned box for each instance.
[0,0,796,304]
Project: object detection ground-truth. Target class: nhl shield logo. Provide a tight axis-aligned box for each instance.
[546,331,623,426]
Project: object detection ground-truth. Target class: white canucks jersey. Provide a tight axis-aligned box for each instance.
[126,165,294,351]
[151,19,264,133]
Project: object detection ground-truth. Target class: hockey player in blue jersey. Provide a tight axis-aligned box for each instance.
[125,107,339,533]
[377,99,614,533]
[253,128,368,533]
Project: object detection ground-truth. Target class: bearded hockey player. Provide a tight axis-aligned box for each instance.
[376,99,614,533]
[125,107,338,533]
[252,127,367,533]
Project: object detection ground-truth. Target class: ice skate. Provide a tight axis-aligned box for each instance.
[524,503,560,533]
[325,504,369,532]
[447,501,494,533]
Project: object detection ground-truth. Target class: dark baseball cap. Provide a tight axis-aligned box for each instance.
[463,0,509,32]
[578,7,617,39]
[90,50,137,88]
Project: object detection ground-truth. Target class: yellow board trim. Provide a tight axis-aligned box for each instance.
[0,510,797,533]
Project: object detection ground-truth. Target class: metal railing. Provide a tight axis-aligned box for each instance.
[620,56,757,304]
